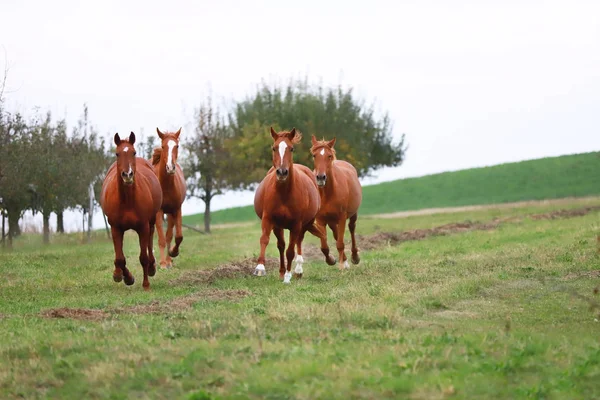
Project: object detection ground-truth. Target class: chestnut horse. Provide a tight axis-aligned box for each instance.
[253,128,335,283]
[152,127,187,269]
[310,135,363,270]
[100,132,163,290]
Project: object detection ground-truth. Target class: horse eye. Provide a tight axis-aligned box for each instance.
[116,153,120,157]
[272,147,276,151]
[329,155,333,160]
[290,147,294,152]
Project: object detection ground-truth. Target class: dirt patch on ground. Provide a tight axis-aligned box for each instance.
[529,206,600,220]
[563,270,600,280]
[41,308,109,321]
[358,221,499,250]
[175,257,278,286]
[41,289,252,320]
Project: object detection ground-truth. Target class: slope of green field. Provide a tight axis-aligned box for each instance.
[183,151,600,227]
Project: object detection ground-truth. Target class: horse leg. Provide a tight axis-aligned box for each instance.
[307,221,336,266]
[138,224,151,290]
[349,214,360,265]
[111,226,134,285]
[169,208,183,258]
[165,213,175,268]
[254,218,273,276]
[294,229,306,279]
[283,227,300,284]
[335,217,349,271]
[274,227,286,278]
[148,218,157,277]
[156,210,168,269]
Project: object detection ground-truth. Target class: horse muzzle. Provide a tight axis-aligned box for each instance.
[316,174,327,187]
[276,168,289,182]
[166,165,176,175]
[121,171,135,185]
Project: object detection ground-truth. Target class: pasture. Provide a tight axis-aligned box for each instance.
[1,197,600,399]
[183,151,600,227]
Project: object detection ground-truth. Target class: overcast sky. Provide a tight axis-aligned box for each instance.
[2,0,599,231]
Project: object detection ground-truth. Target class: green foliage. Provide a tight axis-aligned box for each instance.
[227,79,406,188]
[183,151,600,226]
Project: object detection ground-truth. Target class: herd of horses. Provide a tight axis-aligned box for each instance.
[100,127,362,290]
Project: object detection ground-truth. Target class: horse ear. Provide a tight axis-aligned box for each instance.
[327,137,336,149]
[156,127,164,139]
[289,128,297,141]
[114,133,121,146]
[311,135,318,147]
[129,132,136,145]
[270,127,278,140]
[175,127,182,139]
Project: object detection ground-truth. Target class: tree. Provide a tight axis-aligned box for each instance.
[182,98,231,233]
[228,79,407,187]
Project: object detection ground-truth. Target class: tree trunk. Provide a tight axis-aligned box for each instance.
[1,211,5,248]
[103,212,110,239]
[87,183,94,242]
[42,211,50,244]
[56,210,65,233]
[204,195,211,234]
[6,208,20,249]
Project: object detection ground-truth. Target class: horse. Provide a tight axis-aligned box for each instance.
[152,127,187,269]
[310,135,363,270]
[100,132,163,290]
[253,127,336,283]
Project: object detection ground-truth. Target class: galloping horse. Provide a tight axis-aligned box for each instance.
[310,135,363,270]
[152,128,187,269]
[253,127,335,283]
[100,132,163,290]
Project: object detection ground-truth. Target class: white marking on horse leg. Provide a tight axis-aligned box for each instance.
[294,255,304,274]
[254,263,266,276]
[344,260,350,269]
[278,141,288,167]
[283,271,292,283]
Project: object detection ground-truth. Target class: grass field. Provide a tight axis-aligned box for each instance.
[183,151,600,227]
[2,197,600,398]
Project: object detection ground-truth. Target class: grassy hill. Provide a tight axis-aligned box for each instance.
[183,151,600,226]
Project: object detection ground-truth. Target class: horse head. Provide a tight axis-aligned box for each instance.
[310,135,337,187]
[156,127,181,175]
[114,132,138,186]
[270,127,301,182]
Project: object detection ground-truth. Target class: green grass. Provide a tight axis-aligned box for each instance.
[2,197,600,398]
[183,151,600,226]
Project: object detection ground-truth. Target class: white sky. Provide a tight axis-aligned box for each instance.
[2,0,599,232]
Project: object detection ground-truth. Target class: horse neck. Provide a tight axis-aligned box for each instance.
[117,178,137,206]
[322,162,339,196]
[275,162,296,196]
[158,156,176,187]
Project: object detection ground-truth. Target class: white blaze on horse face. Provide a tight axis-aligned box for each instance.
[278,141,288,167]
[320,148,325,156]
[123,147,129,152]
[166,140,177,170]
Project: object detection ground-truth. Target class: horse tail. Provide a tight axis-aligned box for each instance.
[151,147,162,166]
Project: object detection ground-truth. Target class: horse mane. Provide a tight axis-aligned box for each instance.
[151,147,162,166]
[310,138,337,160]
[276,130,303,145]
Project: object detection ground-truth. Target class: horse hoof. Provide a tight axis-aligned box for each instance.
[352,253,360,265]
[326,256,337,266]
[168,249,179,258]
[294,273,303,279]
[283,272,292,284]
[143,285,150,291]
[253,264,266,276]
[344,260,350,269]
[148,264,156,277]
[113,274,123,283]
[124,275,135,286]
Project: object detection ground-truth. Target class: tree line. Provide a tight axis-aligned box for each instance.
[0,77,407,246]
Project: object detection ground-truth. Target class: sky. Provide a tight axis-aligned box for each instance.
[2,0,599,232]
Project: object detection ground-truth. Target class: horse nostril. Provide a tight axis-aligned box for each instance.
[317,174,326,181]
